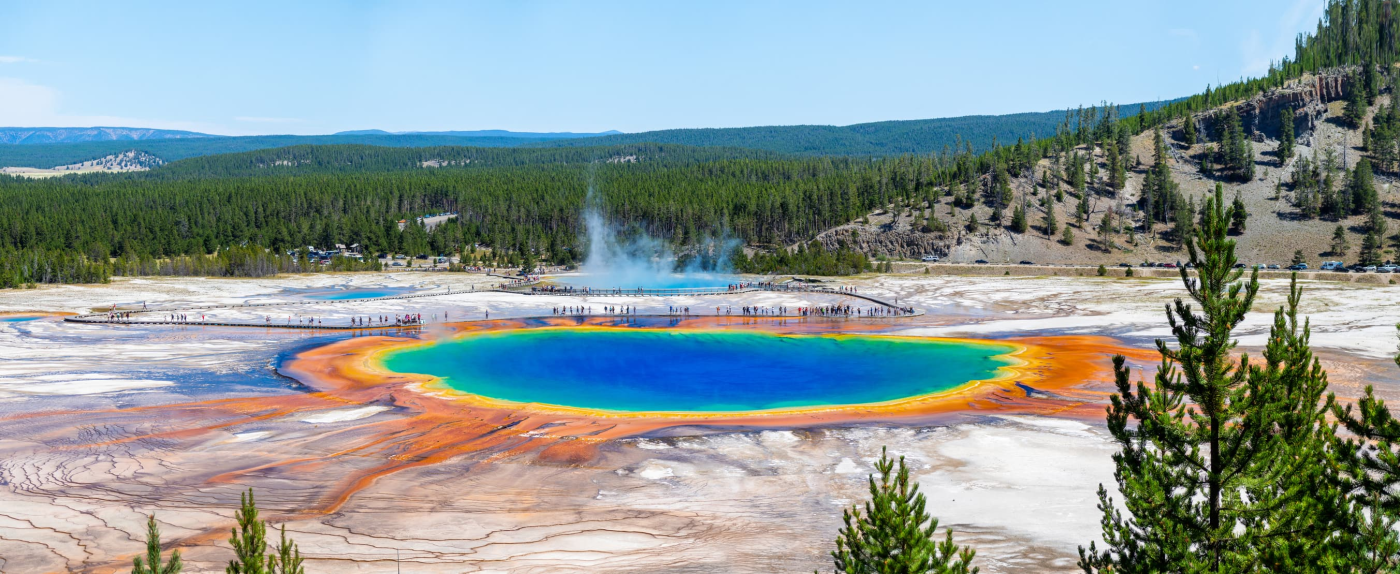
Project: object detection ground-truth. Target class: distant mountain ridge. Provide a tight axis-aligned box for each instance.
[334,129,622,139]
[528,101,1181,156]
[0,127,216,145]
[0,102,1178,168]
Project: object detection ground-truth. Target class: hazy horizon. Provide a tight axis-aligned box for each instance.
[0,0,1324,136]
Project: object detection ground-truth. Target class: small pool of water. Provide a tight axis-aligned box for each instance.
[379,328,1016,412]
[0,316,42,323]
[303,287,417,301]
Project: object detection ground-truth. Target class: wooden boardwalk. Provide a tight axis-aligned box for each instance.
[65,280,920,331]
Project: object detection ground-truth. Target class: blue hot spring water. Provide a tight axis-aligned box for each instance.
[379,328,1017,412]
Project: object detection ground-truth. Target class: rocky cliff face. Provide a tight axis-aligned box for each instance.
[1187,70,1353,143]
[813,225,951,259]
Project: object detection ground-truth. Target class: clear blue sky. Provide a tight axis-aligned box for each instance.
[0,0,1325,136]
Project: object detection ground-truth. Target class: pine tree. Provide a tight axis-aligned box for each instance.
[1278,107,1295,166]
[1369,208,1389,238]
[1364,61,1380,104]
[1172,196,1195,248]
[1097,211,1115,252]
[1332,225,1351,257]
[1044,204,1059,237]
[519,249,537,276]
[1010,202,1028,234]
[1080,185,1346,571]
[1346,71,1369,129]
[1140,127,1180,233]
[1069,152,1087,194]
[1229,188,1247,235]
[133,514,183,574]
[826,447,977,574]
[1061,225,1074,246]
[1107,141,1125,192]
[1360,231,1383,266]
[1183,117,1197,147]
[1332,326,1400,569]
[270,525,305,574]
[1292,249,1307,267]
[1350,158,1379,216]
[227,489,268,574]
[1217,108,1255,181]
[1241,137,1255,182]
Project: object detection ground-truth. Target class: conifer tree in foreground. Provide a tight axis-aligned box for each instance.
[220,488,311,573]
[1333,326,1400,570]
[228,489,268,574]
[132,514,183,574]
[1079,185,1346,572]
[824,447,976,574]
[271,524,306,574]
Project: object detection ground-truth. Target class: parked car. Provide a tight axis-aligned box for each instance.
[1380,264,1400,273]
[1267,264,1281,270]
[1362,265,1378,273]
[1019,260,1034,265]
[1320,261,1344,270]
[1118,263,1132,268]
[1288,263,1308,271]
[974,259,989,264]
[921,255,940,262]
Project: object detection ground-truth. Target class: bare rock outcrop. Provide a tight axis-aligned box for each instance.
[813,224,952,259]
[1186,70,1353,143]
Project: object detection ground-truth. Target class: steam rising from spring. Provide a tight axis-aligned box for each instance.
[575,187,740,289]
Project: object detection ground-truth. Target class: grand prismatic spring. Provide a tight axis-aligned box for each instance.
[2,270,1397,573]
[379,328,1019,413]
[1,188,1396,574]
[4,205,1396,574]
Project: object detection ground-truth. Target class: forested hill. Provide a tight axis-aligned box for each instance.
[528,101,1180,156]
[0,133,582,170]
[0,101,1179,169]
[122,143,780,180]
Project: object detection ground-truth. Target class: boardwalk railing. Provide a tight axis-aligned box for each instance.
[508,286,761,297]
[64,279,920,331]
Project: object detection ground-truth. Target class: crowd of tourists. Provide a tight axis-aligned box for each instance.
[347,314,424,327]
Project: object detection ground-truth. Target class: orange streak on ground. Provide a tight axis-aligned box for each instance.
[16,319,1151,574]
[6,321,1151,520]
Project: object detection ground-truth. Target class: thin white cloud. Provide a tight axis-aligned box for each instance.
[234,116,304,124]
[0,56,35,64]
[0,77,220,132]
